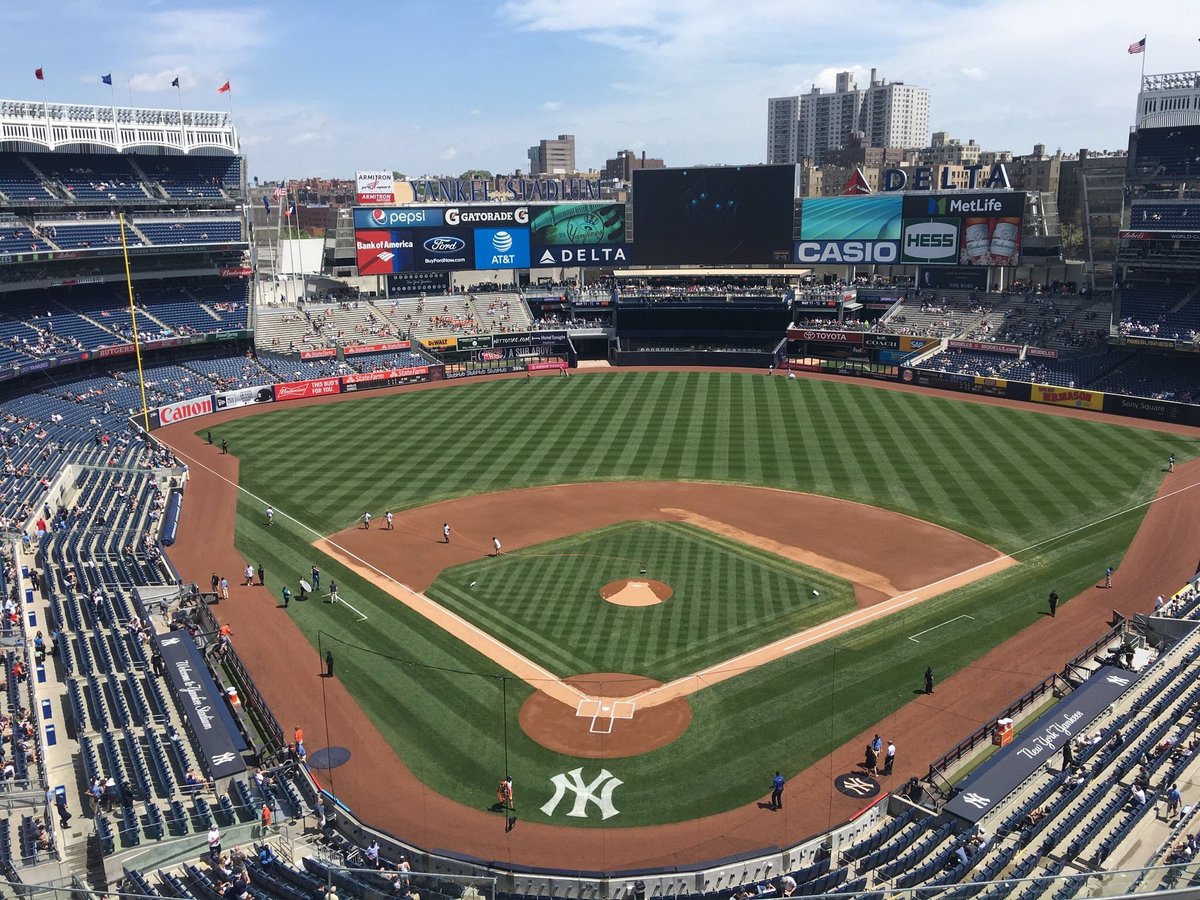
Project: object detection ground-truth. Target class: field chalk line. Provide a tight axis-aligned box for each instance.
[907,615,975,644]
[162,437,1200,711]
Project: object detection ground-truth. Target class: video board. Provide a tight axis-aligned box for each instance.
[796,192,1025,266]
[353,204,631,274]
[632,165,797,266]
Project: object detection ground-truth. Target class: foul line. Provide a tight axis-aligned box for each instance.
[328,592,368,622]
[161,438,1200,712]
[908,615,975,644]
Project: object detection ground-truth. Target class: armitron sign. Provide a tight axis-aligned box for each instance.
[159,396,213,425]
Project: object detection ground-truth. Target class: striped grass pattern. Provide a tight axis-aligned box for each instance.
[217,373,1197,826]
[428,522,856,682]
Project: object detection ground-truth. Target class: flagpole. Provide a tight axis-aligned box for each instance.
[1140,35,1147,89]
[118,213,151,434]
[107,80,121,151]
[40,70,51,150]
[174,81,186,151]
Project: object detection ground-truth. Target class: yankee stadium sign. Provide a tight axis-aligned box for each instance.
[410,177,601,203]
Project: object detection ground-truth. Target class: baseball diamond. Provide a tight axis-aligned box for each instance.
[157,369,1200,852]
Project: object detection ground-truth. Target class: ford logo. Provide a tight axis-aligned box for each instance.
[370,209,387,225]
[424,236,465,253]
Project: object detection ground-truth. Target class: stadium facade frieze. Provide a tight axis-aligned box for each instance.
[410,176,601,203]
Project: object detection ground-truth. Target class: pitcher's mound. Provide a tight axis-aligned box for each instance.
[601,579,672,606]
[519,673,692,758]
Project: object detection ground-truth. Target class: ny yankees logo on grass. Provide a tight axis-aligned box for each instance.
[541,768,623,819]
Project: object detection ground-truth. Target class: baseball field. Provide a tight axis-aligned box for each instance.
[193,370,1196,832]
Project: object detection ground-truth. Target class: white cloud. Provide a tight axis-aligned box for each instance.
[441,147,459,161]
[960,67,988,81]
[542,100,563,111]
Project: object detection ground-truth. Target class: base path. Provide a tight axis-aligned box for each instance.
[157,368,1200,872]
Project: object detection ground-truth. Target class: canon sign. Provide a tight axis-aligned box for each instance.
[159,396,213,425]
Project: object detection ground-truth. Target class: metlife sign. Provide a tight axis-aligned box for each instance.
[474,227,530,270]
[901,218,959,264]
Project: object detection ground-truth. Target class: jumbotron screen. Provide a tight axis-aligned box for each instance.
[632,165,796,266]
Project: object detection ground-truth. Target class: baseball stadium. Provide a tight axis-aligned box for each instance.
[5,72,1200,900]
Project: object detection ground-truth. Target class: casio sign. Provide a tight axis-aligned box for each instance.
[903,222,958,260]
[795,241,898,264]
[424,236,466,253]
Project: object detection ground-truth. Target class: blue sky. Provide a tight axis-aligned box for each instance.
[3,0,1197,181]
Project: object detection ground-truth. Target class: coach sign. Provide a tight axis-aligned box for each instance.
[945,666,1133,823]
[154,632,247,779]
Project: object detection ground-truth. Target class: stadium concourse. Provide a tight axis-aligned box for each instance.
[157,370,1200,857]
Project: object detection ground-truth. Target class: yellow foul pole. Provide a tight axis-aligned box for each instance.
[117,213,151,433]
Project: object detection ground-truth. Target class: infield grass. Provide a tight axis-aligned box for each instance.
[426,521,856,682]
[215,371,1200,826]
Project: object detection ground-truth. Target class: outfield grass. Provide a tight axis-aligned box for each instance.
[216,372,1199,827]
[426,521,857,682]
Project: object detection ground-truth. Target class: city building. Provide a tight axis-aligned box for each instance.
[528,134,577,176]
[918,132,982,166]
[767,69,929,164]
[1007,145,1063,196]
[603,149,665,183]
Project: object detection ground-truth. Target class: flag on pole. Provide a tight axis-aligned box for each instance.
[262,195,270,213]
[272,181,287,199]
[101,73,113,85]
[34,67,44,81]
[285,202,296,218]
[1128,37,1146,54]
[217,80,231,93]
[171,77,180,88]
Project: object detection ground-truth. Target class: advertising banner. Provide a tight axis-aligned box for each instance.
[528,360,567,371]
[901,194,1024,267]
[530,203,625,245]
[918,266,989,291]
[387,271,450,295]
[900,336,939,352]
[273,377,342,402]
[158,396,214,426]
[945,667,1134,822]
[356,171,396,206]
[456,335,493,350]
[786,328,865,346]
[863,334,902,351]
[299,348,337,360]
[474,226,531,270]
[533,244,633,267]
[795,196,902,265]
[218,267,253,277]
[354,207,445,230]
[414,229,474,271]
[1025,347,1060,359]
[212,386,274,411]
[1119,230,1200,241]
[340,366,430,392]
[445,205,529,227]
[1102,393,1200,426]
[343,340,412,356]
[947,340,1023,355]
[800,195,903,241]
[1124,336,1177,349]
[355,227,414,275]
[422,336,458,351]
[154,631,248,778]
[1030,384,1104,410]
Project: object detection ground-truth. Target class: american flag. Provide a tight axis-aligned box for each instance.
[1128,37,1146,55]
[272,181,287,199]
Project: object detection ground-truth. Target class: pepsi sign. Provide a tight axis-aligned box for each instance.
[353,207,444,229]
